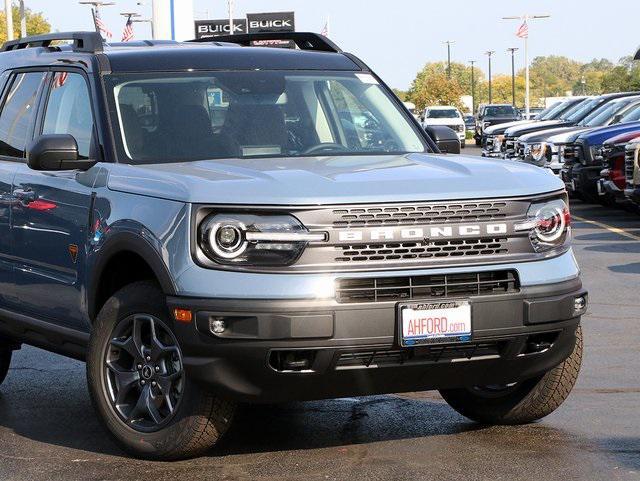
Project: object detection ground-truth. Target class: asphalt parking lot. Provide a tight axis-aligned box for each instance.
[0,150,639,481]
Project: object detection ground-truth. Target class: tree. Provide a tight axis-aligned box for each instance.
[528,55,582,97]
[409,71,465,111]
[487,74,527,106]
[392,88,408,102]
[0,4,50,43]
[601,66,632,93]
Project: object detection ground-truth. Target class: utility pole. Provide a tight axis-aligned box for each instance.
[469,60,476,114]
[443,40,455,79]
[502,14,550,118]
[4,0,13,41]
[19,0,25,38]
[136,2,155,38]
[485,51,494,104]
[507,47,519,107]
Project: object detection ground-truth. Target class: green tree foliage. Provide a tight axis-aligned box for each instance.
[0,4,50,43]
[405,54,640,109]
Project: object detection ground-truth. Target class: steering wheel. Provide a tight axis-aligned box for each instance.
[302,143,350,155]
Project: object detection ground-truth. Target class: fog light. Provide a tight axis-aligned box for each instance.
[210,318,226,335]
[574,296,587,314]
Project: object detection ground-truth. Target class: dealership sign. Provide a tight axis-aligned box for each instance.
[194,19,247,38]
[195,12,296,48]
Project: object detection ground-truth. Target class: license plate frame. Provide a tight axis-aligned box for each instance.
[396,300,472,347]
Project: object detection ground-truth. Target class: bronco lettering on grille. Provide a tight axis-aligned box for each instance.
[337,223,508,243]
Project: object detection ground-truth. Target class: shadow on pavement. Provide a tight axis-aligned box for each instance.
[609,262,640,274]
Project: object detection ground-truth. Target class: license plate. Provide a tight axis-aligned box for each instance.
[398,300,472,347]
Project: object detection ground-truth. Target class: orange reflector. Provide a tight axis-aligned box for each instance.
[173,308,193,323]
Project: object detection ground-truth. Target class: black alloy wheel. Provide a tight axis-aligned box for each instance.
[104,314,184,432]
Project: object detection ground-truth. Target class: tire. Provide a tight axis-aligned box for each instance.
[87,281,236,460]
[440,325,582,425]
[461,140,466,149]
[475,137,481,147]
[0,348,11,387]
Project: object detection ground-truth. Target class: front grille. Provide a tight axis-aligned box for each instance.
[516,141,526,159]
[332,201,508,227]
[335,238,508,263]
[562,143,581,163]
[625,147,636,187]
[335,270,519,303]
[504,137,517,157]
[336,342,503,368]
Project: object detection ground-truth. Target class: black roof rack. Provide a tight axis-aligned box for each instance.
[190,32,342,53]
[0,31,103,53]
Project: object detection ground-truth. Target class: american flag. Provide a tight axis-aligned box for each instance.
[516,20,529,39]
[53,72,68,89]
[320,17,330,37]
[93,9,113,39]
[121,15,134,42]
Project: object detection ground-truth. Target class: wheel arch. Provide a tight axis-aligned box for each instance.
[87,232,177,322]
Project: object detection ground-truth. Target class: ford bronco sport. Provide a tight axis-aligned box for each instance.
[0,31,586,460]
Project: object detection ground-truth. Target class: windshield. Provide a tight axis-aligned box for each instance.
[619,104,640,123]
[561,98,602,122]
[484,105,518,117]
[426,108,459,118]
[579,98,637,127]
[106,71,427,164]
[537,101,565,120]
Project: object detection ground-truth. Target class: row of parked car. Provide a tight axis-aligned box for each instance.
[478,78,640,212]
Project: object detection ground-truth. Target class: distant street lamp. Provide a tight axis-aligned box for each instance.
[443,40,455,79]
[469,60,476,113]
[485,51,495,104]
[507,47,519,107]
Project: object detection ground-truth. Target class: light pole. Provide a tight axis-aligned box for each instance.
[507,47,519,107]
[443,40,455,79]
[502,14,551,118]
[485,51,495,104]
[136,2,155,38]
[469,60,476,114]
[79,1,115,36]
[228,0,234,35]
[4,0,13,41]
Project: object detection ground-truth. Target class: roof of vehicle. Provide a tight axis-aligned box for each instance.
[0,31,363,73]
[425,105,458,110]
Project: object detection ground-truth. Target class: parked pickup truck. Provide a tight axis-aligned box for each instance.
[598,131,640,206]
[0,31,586,461]
[482,98,586,157]
[474,104,521,146]
[624,136,640,207]
[503,93,640,159]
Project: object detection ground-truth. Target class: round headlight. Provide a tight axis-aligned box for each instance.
[534,205,568,243]
[207,221,247,259]
[530,143,547,161]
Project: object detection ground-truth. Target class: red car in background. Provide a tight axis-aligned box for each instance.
[598,130,640,206]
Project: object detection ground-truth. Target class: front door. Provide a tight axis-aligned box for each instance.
[11,70,97,330]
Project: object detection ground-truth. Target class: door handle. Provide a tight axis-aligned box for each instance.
[13,188,37,204]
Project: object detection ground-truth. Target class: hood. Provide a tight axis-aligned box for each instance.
[105,153,563,205]
[484,119,535,135]
[505,120,569,137]
[522,126,593,144]
[422,118,463,126]
[483,116,520,125]
[576,121,640,146]
[604,129,640,146]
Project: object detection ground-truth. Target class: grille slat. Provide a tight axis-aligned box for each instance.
[332,202,508,227]
[336,342,503,368]
[335,270,519,304]
[625,147,636,188]
[335,238,509,263]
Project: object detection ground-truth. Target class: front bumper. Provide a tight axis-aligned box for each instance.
[568,163,603,198]
[597,178,626,201]
[169,276,586,403]
[624,187,640,204]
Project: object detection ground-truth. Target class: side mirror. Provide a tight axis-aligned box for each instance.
[27,134,96,171]
[611,113,623,124]
[425,125,461,154]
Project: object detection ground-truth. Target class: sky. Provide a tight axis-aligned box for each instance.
[21,0,640,90]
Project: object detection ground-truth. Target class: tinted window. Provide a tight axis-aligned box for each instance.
[484,106,518,116]
[0,72,45,158]
[42,72,94,159]
[425,109,459,119]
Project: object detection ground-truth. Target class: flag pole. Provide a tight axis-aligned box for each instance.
[524,17,529,118]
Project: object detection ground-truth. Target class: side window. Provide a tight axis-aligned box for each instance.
[0,72,45,158]
[42,72,94,159]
